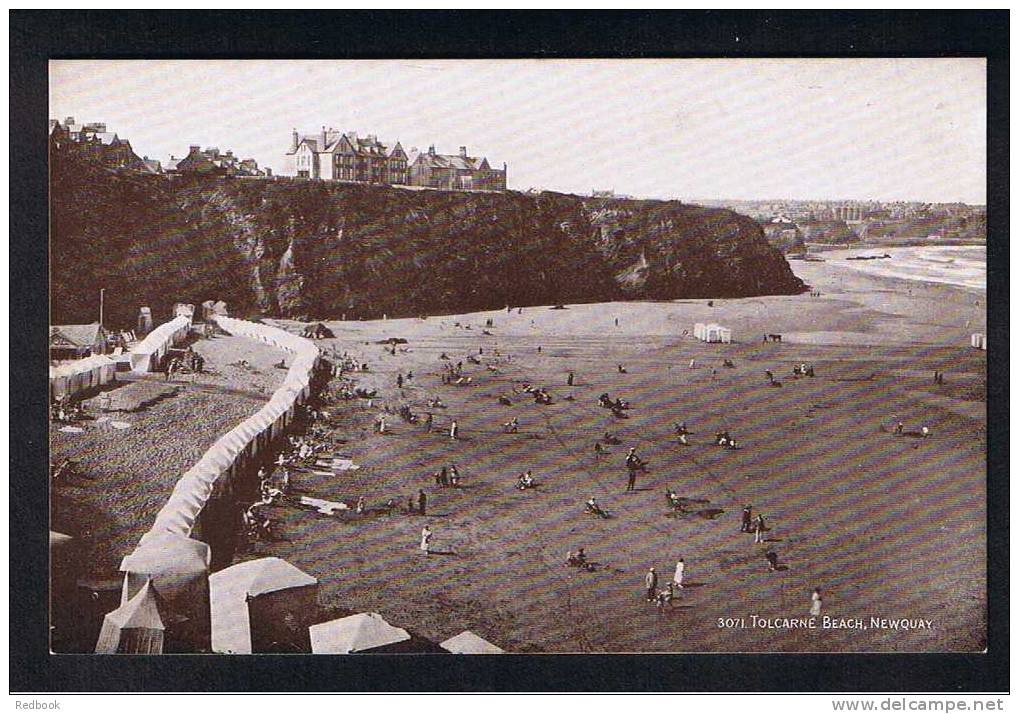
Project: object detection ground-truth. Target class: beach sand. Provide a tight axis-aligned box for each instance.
[234,259,987,653]
[50,334,287,580]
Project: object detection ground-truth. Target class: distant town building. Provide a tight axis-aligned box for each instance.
[409,145,507,191]
[49,117,144,171]
[284,128,408,184]
[283,129,506,191]
[166,146,271,177]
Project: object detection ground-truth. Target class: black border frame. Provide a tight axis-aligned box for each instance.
[10,10,1008,693]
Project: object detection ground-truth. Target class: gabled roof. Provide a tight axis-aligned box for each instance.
[439,630,505,654]
[108,580,165,630]
[309,612,410,654]
[414,152,493,171]
[141,158,162,174]
[210,557,317,654]
[50,323,103,347]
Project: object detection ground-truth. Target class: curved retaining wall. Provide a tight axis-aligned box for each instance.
[138,317,322,543]
[128,315,192,372]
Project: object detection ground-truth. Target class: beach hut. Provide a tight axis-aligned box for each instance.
[694,323,733,343]
[120,533,211,652]
[94,580,165,654]
[971,333,986,350]
[439,630,505,654]
[308,612,412,654]
[210,557,318,654]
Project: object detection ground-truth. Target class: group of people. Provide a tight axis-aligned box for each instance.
[714,430,740,450]
[51,395,87,423]
[433,464,462,488]
[740,504,769,545]
[644,560,684,607]
[792,363,815,378]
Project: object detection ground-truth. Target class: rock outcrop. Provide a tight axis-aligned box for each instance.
[50,151,805,325]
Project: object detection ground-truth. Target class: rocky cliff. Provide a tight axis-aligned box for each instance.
[50,152,805,326]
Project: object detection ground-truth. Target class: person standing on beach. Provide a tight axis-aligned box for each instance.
[810,588,822,618]
[418,489,427,516]
[673,558,685,590]
[754,514,766,544]
[420,525,432,555]
[397,373,403,389]
[450,420,459,441]
[424,412,433,432]
[741,505,753,533]
[645,567,658,602]
[567,371,574,386]
[896,421,904,435]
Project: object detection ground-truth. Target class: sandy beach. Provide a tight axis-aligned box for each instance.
[224,256,987,653]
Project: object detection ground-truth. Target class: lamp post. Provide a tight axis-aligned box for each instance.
[99,288,105,328]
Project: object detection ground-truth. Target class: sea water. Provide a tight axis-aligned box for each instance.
[835,245,986,292]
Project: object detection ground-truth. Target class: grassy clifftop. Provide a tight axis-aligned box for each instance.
[50,153,804,325]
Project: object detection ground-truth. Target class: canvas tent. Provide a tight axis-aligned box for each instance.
[94,580,165,654]
[439,630,505,654]
[210,557,318,654]
[694,322,732,344]
[120,533,212,652]
[971,333,986,350]
[128,315,191,372]
[308,612,411,654]
[49,354,117,401]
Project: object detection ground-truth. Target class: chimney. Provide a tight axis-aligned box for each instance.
[428,145,436,156]
[189,145,200,154]
[320,126,327,149]
[460,146,467,158]
[290,129,298,152]
[64,116,75,126]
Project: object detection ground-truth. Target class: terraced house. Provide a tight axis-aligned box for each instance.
[408,145,507,191]
[284,129,506,191]
[285,129,409,184]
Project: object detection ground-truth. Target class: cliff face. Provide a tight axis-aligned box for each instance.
[50,153,804,326]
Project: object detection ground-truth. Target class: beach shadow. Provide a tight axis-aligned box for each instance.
[680,582,707,588]
[426,550,458,557]
[696,508,725,520]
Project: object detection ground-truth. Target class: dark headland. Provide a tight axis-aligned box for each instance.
[50,152,804,326]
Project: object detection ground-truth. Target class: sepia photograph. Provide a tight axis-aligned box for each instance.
[45,56,988,656]
[10,9,1006,696]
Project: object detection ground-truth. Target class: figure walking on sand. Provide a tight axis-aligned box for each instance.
[810,588,822,618]
[754,514,766,544]
[741,505,753,533]
[420,524,432,555]
[450,420,459,441]
[645,567,658,602]
[673,558,685,589]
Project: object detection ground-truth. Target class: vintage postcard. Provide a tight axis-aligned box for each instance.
[46,56,987,658]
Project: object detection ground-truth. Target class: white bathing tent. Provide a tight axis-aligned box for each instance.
[309,612,411,654]
[971,333,986,350]
[439,630,505,654]
[694,322,732,344]
[210,557,318,654]
[94,580,165,654]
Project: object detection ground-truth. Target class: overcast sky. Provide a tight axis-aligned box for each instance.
[50,59,986,203]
